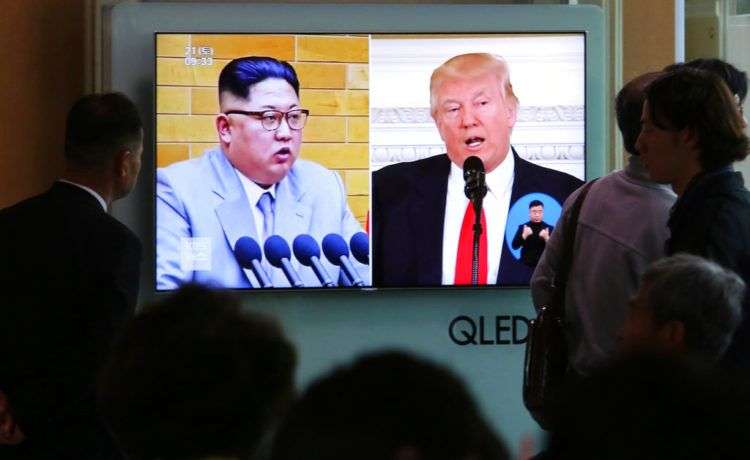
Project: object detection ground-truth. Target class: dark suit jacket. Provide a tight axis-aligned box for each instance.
[666,169,750,369]
[0,181,141,457]
[372,150,583,287]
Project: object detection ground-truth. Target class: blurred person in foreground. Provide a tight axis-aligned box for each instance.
[544,353,750,460]
[271,351,509,460]
[98,285,296,460]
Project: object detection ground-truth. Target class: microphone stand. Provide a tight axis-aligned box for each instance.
[463,156,487,286]
[471,195,484,286]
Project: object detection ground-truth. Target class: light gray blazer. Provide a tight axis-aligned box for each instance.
[156,147,367,289]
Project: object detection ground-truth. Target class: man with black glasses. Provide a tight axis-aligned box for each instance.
[157,56,365,289]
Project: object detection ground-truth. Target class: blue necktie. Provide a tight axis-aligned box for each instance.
[257,191,274,242]
[257,192,274,276]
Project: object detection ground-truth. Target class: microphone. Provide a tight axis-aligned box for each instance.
[293,234,335,287]
[233,236,272,288]
[462,156,487,286]
[264,235,305,288]
[463,156,488,202]
[349,232,369,265]
[322,233,365,287]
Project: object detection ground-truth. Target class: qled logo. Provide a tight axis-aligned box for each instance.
[449,315,530,346]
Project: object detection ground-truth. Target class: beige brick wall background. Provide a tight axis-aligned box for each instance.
[155,34,369,226]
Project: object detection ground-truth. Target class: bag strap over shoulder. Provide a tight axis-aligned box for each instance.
[551,178,599,315]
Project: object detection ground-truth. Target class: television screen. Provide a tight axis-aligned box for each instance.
[154,32,585,290]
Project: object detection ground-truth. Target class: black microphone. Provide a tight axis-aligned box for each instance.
[322,233,365,287]
[264,235,305,288]
[463,156,488,202]
[349,232,369,265]
[462,156,487,286]
[233,236,272,288]
[293,234,335,287]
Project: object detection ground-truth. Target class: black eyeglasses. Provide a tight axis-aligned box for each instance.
[224,109,309,131]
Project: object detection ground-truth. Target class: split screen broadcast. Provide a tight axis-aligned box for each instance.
[155,33,585,290]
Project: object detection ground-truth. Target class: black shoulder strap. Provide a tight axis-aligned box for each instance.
[552,178,598,313]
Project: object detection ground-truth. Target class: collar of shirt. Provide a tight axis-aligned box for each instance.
[442,147,515,285]
[235,168,277,241]
[236,169,277,204]
[447,147,515,203]
[58,179,107,211]
[624,155,677,201]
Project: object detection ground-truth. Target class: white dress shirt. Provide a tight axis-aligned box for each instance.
[441,149,514,285]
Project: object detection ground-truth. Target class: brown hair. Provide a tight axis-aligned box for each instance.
[645,67,748,171]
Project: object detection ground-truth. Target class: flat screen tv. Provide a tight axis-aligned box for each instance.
[110,3,605,292]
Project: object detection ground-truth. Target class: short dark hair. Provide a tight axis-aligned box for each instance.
[98,284,296,460]
[271,351,509,460]
[218,56,300,101]
[645,67,749,170]
[615,72,661,154]
[677,58,748,104]
[64,92,143,169]
[529,200,544,209]
[640,254,745,361]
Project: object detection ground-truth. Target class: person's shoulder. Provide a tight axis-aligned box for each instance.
[684,173,750,223]
[0,186,73,228]
[714,172,750,203]
[158,147,221,178]
[0,192,44,220]
[290,158,336,178]
[106,211,140,240]
[0,198,40,238]
[513,154,584,197]
[85,210,143,260]
[284,159,351,204]
[287,159,344,191]
[374,154,450,184]
[516,155,581,183]
[706,179,750,221]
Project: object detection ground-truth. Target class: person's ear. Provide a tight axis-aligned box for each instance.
[679,127,699,150]
[216,114,232,144]
[114,149,134,179]
[506,99,518,128]
[431,109,448,143]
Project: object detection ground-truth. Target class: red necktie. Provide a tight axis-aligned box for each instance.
[455,201,488,285]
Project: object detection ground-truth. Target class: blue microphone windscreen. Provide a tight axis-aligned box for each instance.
[233,236,262,268]
[350,232,369,264]
[264,235,292,267]
[292,234,320,266]
[322,233,349,265]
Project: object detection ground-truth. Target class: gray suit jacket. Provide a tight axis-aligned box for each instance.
[157,147,366,289]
